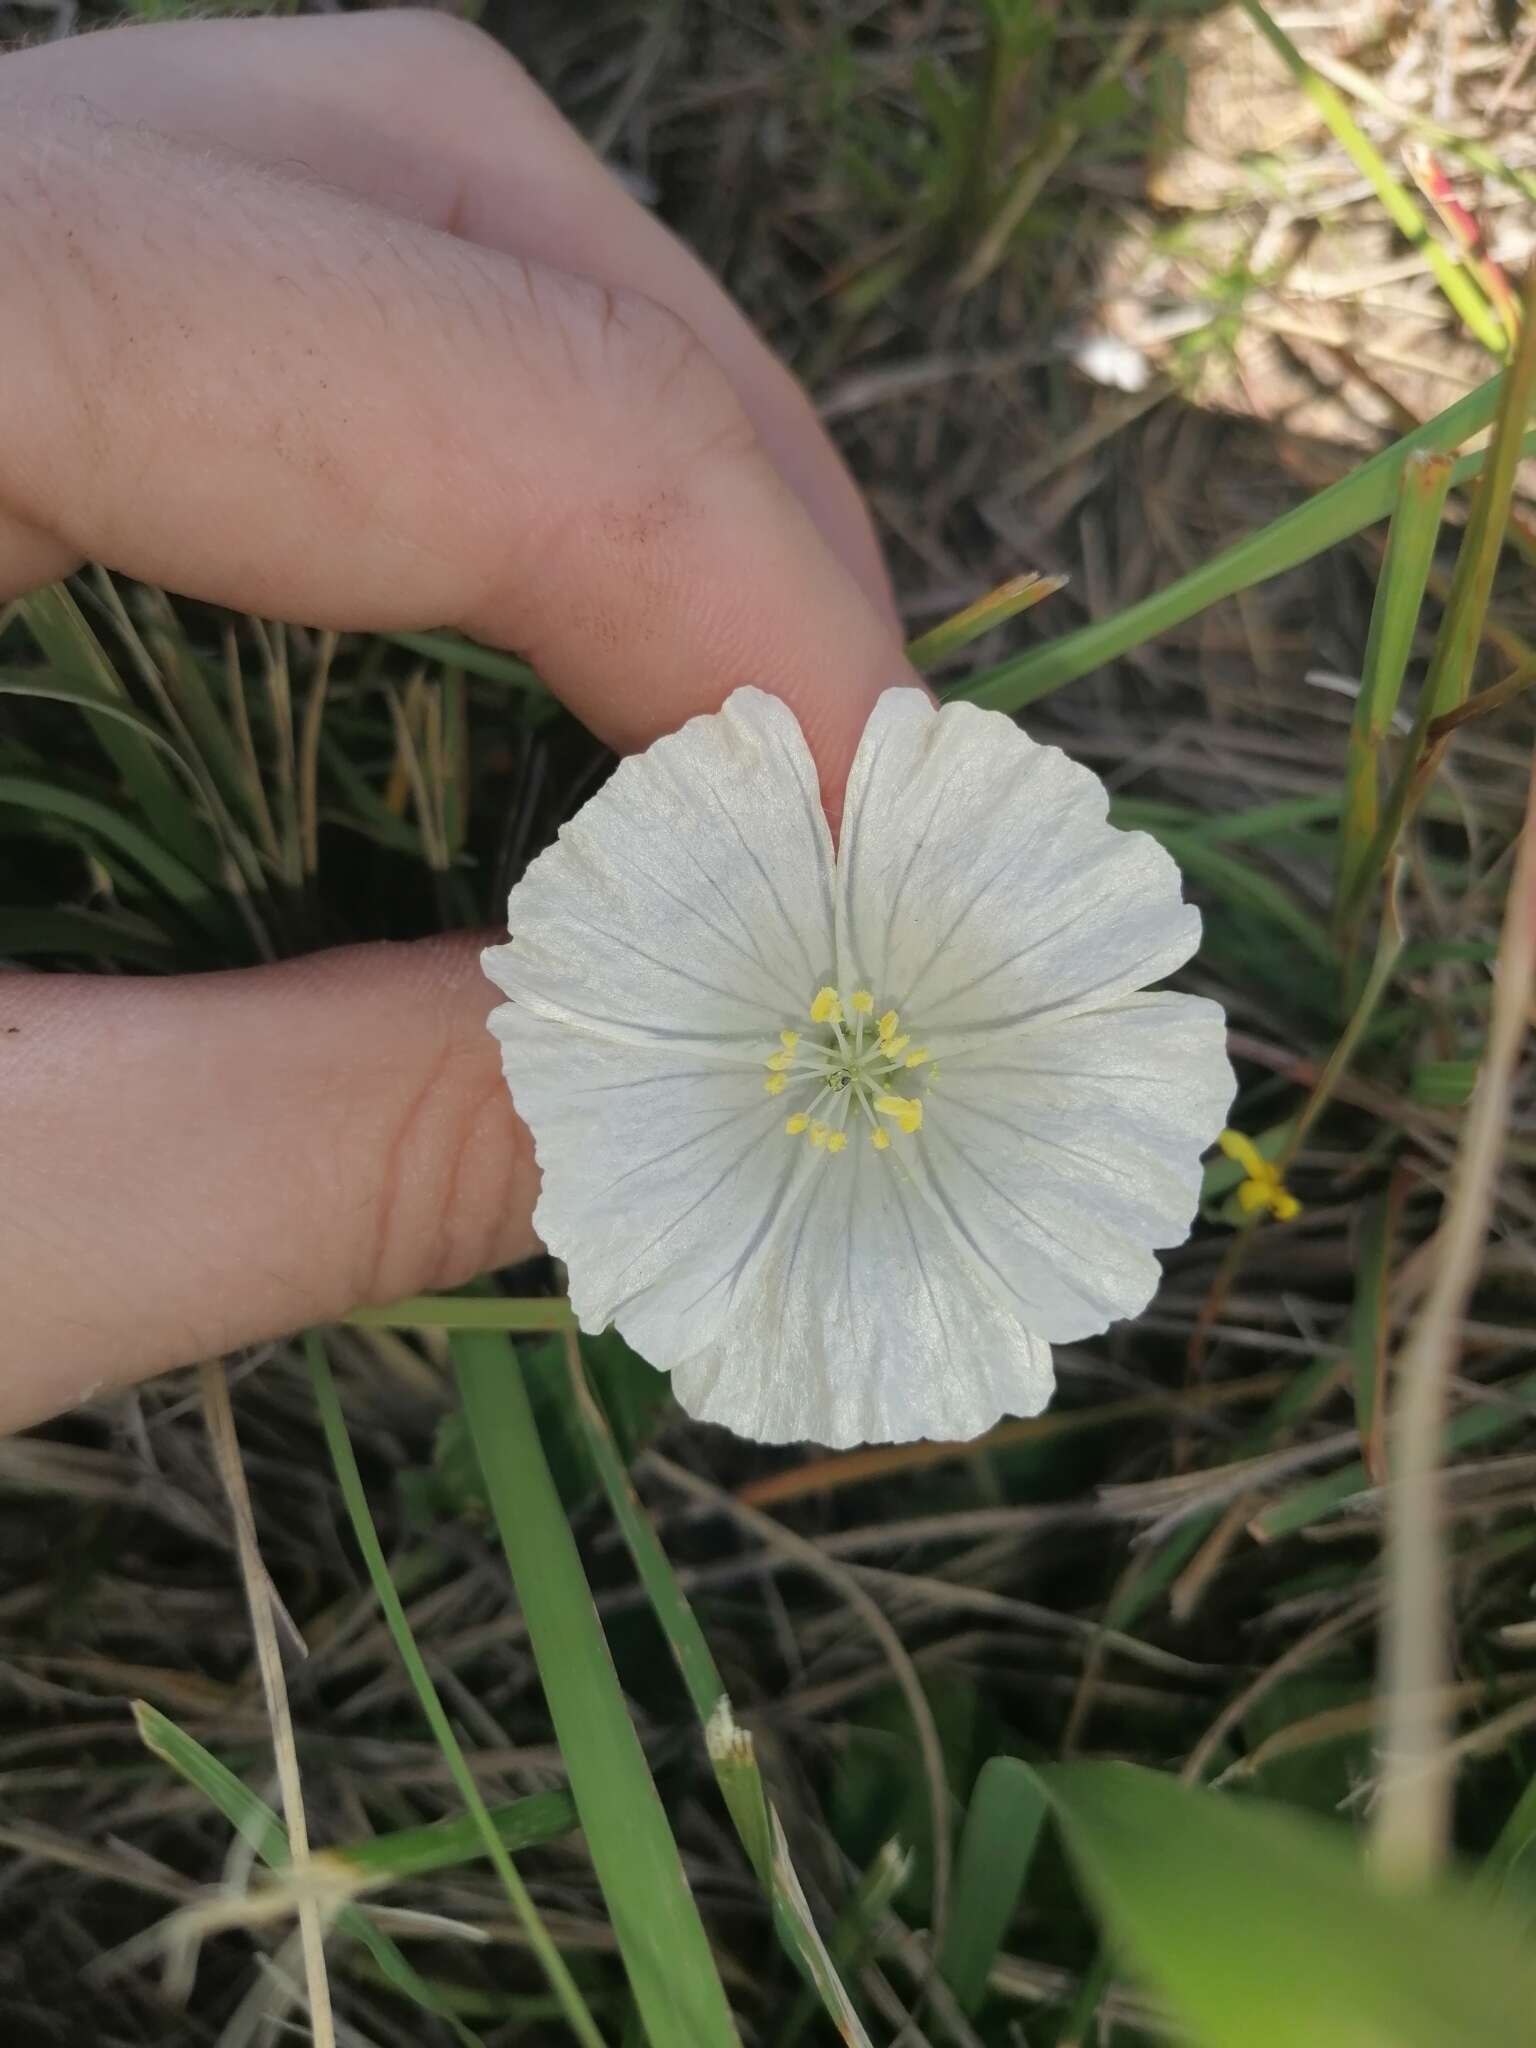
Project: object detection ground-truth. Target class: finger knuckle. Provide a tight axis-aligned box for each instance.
[354,1040,537,1310]
[365,6,512,78]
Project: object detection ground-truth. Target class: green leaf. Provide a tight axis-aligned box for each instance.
[1335,450,1452,919]
[937,1756,1047,2014]
[433,1328,670,1517]
[132,1702,487,2046]
[454,1330,742,2048]
[563,1335,871,2042]
[0,772,223,928]
[1042,1762,1536,2048]
[17,584,211,873]
[307,1333,605,2048]
[958,372,1524,711]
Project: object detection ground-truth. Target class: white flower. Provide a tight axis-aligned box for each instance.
[482,687,1233,1448]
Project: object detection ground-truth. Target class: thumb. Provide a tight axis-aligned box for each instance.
[0,939,534,1430]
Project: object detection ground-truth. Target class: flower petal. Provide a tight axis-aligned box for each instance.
[836,690,1200,1039]
[490,1000,816,1360]
[484,687,835,1050]
[671,1132,1053,1447]
[902,992,1234,1342]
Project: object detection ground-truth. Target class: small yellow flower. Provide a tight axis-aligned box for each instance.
[1218,1129,1300,1223]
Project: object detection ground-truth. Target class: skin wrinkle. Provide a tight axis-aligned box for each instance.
[357,1039,457,1309]
[0,19,924,1427]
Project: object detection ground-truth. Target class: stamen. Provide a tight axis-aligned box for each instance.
[783,988,932,1158]
[1219,1127,1300,1224]
[874,1093,923,1135]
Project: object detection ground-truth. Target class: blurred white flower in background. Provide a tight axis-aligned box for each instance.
[484,687,1233,1447]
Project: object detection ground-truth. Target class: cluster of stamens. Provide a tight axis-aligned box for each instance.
[763,987,932,1156]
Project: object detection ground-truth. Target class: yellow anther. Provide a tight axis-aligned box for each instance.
[874,1093,924,1135]
[877,1009,900,1040]
[1219,1128,1300,1225]
[809,1120,830,1148]
[764,1073,787,1096]
[765,1050,795,1072]
[810,987,843,1025]
[779,1029,800,1053]
[850,990,874,1015]
[826,1131,848,1155]
[870,1128,891,1152]
[905,1047,931,1068]
[785,1112,810,1136]
[881,1032,911,1058]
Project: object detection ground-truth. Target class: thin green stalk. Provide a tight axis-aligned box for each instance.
[133,1701,487,2048]
[454,1330,741,2048]
[1339,270,1536,938]
[563,1332,873,2045]
[958,371,1519,711]
[1286,859,1407,1171]
[1236,0,1507,356]
[306,1332,606,2048]
[1334,451,1452,924]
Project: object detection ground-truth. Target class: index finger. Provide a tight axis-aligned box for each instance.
[0,88,914,814]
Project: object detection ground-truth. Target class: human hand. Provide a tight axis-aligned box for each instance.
[0,12,914,1430]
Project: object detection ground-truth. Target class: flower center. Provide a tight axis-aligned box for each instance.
[762,986,932,1156]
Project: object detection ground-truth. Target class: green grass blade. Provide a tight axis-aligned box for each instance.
[563,1334,872,2044]
[134,1699,289,1864]
[1252,1369,1536,1541]
[936,1756,1047,2015]
[306,1332,607,2048]
[453,1329,742,2048]
[771,1844,909,2048]
[1334,450,1452,920]
[338,1790,579,1883]
[345,1294,576,1332]
[1040,1762,1536,2048]
[906,572,1067,670]
[1157,834,1334,969]
[1484,1774,1536,1906]
[0,906,177,969]
[383,631,544,692]
[16,584,210,873]
[0,773,222,926]
[1338,269,1536,935]
[132,1701,487,2047]
[1235,1,1507,356]
[90,572,263,841]
[957,372,1518,711]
